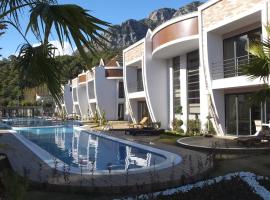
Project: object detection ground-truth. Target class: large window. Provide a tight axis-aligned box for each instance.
[118,103,124,120]
[137,68,143,91]
[173,56,181,116]
[187,50,200,106]
[137,101,149,122]
[225,93,269,135]
[223,28,261,78]
[118,81,124,98]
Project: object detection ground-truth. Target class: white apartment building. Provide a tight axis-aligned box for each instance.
[123,0,270,135]
[67,57,127,121]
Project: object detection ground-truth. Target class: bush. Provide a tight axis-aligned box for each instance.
[93,111,99,124]
[187,118,201,136]
[172,118,184,133]
[206,119,216,135]
[100,110,107,125]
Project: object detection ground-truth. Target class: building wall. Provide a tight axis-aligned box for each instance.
[63,84,73,115]
[201,0,264,29]
[77,84,88,117]
[199,0,268,135]
[94,67,119,120]
[144,31,169,128]
[124,42,144,64]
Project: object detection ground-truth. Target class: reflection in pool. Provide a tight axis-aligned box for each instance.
[15,126,165,172]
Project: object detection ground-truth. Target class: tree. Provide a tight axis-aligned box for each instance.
[0,0,110,105]
[0,22,7,57]
[242,26,270,104]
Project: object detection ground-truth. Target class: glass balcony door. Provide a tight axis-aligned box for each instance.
[223,28,261,78]
[225,93,265,135]
[137,101,149,122]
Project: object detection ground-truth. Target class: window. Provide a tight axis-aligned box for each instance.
[223,28,261,78]
[173,56,181,115]
[137,68,143,91]
[187,50,200,105]
[118,103,124,120]
[118,81,124,98]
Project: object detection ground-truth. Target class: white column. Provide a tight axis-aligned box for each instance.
[199,65,209,131]
[168,59,174,129]
[180,54,188,132]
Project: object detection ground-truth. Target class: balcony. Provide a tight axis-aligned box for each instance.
[127,80,144,93]
[212,55,251,80]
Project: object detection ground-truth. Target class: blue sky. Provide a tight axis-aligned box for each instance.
[0,0,203,58]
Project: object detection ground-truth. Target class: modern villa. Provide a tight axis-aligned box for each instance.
[123,0,270,136]
[63,0,270,136]
[68,57,127,121]
[86,57,127,121]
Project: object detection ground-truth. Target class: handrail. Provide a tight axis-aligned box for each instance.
[212,55,251,80]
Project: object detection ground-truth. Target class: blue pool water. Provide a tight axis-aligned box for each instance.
[2,117,82,127]
[15,126,166,172]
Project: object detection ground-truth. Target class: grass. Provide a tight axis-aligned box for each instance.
[211,153,270,177]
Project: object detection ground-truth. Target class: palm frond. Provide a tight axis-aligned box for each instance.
[15,43,63,106]
[249,85,270,105]
[26,3,110,64]
[242,38,270,82]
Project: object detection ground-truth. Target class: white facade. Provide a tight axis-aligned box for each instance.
[123,13,200,130]
[62,83,73,115]
[71,78,81,116]
[198,0,269,136]
[123,0,270,135]
[86,64,127,121]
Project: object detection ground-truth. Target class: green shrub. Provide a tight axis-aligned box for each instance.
[101,110,107,125]
[2,170,28,200]
[187,117,201,136]
[172,118,184,133]
[93,111,99,124]
[206,119,216,135]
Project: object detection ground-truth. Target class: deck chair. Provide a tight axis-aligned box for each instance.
[254,120,262,133]
[236,129,269,146]
[129,117,148,128]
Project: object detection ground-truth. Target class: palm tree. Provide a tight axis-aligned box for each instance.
[242,26,270,104]
[0,22,7,57]
[0,0,110,105]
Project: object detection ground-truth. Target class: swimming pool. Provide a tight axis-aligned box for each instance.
[2,117,82,127]
[13,126,181,174]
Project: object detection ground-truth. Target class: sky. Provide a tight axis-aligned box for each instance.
[0,0,203,58]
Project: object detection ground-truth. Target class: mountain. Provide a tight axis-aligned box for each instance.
[105,1,204,49]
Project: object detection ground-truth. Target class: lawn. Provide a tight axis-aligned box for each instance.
[211,153,270,177]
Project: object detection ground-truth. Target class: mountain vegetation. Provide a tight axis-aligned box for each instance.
[0,1,203,107]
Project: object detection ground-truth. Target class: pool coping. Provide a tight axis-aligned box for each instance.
[9,125,182,175]
[177,136,270,154]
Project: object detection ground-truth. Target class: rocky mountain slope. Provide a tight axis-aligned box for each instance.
[105,1,203,49]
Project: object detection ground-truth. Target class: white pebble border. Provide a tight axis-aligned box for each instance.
[117,172,270,200]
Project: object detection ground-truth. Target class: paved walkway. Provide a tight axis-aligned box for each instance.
[0,129,210,195]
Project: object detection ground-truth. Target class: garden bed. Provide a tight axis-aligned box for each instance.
[153,177,261,200]
[120,172,270,200]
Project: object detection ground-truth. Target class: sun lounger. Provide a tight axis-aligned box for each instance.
[236,128,270,146]
[129,117,148,128]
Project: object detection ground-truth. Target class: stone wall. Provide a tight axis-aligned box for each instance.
[124,42,144,64]
[201,0,264,29]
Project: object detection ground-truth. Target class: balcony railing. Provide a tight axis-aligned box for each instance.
[127,81,144,93]
[212,55,251,80]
